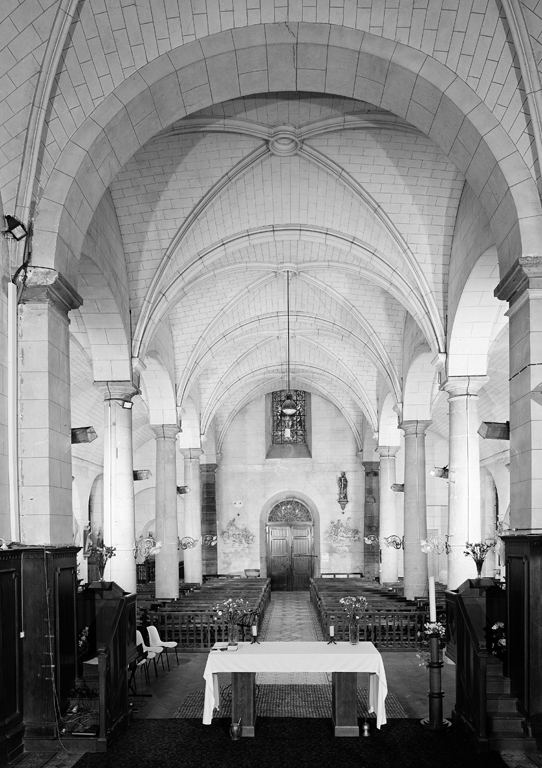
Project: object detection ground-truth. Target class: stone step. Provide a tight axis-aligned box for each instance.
[487,712,526,733]
[486,677,510,694]
[486,694,520,713]
[488,734,538,753]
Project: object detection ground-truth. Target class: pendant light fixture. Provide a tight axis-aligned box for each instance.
[281,269,297,418]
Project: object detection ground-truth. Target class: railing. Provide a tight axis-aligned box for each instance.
[319,609,428,650]
[95,596,134,748]
[453,595,490,745]
[149,580,271,651]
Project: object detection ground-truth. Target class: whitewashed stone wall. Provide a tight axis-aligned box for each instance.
[216,393,364,575]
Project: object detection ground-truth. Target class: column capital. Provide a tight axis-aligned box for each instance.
[150,424,180,440]
[95,380,139,403]
[399,419,431,436]
[181,448,204,461]
[443,375,488,398]
[495,256,542,306]
[19,267,82,313]
[377,445,400,459]
[362,461,379,474]
[201,463,219,474]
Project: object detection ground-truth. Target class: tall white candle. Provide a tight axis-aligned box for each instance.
[329,625,335,637]
[428,576,437,622]
[252,624,258,636]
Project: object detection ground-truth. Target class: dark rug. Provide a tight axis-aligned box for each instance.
[72,718,510,768]
[174,684,407,718]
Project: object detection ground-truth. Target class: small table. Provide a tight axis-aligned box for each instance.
[202,641,388,736]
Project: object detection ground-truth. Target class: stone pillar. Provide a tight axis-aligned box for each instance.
[96,381,138,593]
[201,462,219,576]
[181,448,203,584]
[362,461,380,580]
[444,376,487,588]
[18,268,82,544]
[400,420,431,600]
[152,424,180,599]
[378,446,400,585]
[495,259,542,530]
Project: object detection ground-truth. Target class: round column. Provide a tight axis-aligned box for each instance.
[97,381,138,593]
[444,376,487,588]
[400,420,431,600]
[181,448,203,584]
[152,424,180,599]
[378,446,400,585]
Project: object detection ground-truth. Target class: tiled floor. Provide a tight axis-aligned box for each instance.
[12,592,542,768]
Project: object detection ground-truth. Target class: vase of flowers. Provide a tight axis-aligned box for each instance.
[464,541,495,578]
[213,597,253,643]
[89,544,116,581]
[339,596,368,645]
[78,626,90,656]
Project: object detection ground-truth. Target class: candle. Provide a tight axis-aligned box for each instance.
[329,625,334,637]
[252,624,258,636]
[428,576,437,622]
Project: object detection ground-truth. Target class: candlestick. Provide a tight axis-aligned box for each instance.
[251,624,257,636]
[250,623,260,644]
[327,624,337,644]
[429,576,437,622]
[329,625,334,637]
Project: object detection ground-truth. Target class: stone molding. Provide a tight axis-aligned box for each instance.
[399,420,431,436]
[150,424,180,440]
[443,375,488,399]
[19,266,82,313]
[181,448,204,461]
[495,256,542,306]
[377,446,400,459]
[94,380,139,403]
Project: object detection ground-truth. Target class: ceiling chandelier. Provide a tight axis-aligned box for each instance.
[281,269,297,420]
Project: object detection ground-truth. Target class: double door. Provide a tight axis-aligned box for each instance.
[267,523,314,591]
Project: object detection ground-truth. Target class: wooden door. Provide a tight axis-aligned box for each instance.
[267,524,313,591]
[292,524,313,590]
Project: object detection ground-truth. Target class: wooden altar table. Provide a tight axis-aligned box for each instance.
[202,641,388,737]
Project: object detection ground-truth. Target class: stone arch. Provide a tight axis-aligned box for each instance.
[402,350,439,422]
[448,248,508,377]
[35,24,542,286]
[378,391,401,448]
[259,491,321,579]
[76,255,132,381]
[140,350,177,426]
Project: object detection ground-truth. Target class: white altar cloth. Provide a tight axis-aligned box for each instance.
[202,641,388,728]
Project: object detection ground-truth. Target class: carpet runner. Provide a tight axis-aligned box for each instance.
[174,684,407,719]
[257,592,329,684]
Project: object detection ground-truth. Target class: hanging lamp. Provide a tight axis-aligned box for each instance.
[281,270,297,417]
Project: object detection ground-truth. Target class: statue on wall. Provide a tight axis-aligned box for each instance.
[337,471,348,511]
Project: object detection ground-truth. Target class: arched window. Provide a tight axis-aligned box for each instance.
[268,499,312,523]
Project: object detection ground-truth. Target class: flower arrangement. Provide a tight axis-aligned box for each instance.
[213,597,253,643]
[464,541,495,576]
[339,596,369,620]
[89,544,116,580]
[78,626,89,655]
[423,621,446,638]
[213,597,253,620]
[489,622,506,659]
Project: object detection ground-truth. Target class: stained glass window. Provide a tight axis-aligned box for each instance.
[272,390,306,444]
